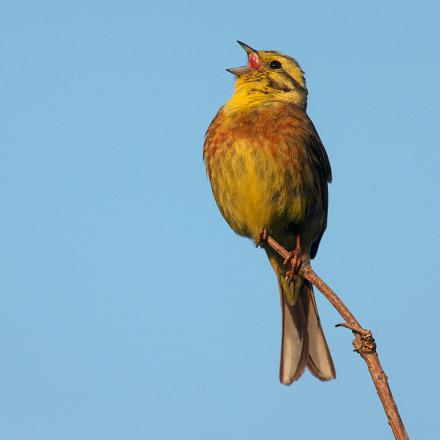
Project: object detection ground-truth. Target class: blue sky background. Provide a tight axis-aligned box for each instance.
[1,1,439,438]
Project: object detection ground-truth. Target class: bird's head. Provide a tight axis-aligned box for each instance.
[226,41,308,110]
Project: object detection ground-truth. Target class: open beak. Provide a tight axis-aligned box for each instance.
[226,41,259,76]
[237,40,258,55]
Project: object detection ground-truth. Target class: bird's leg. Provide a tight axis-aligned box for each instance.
[256,228,268,247]
[284,234,302,284]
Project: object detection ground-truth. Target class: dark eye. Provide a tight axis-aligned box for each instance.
[269,60,282,69]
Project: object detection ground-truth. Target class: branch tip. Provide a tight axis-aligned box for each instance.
[259,232,408,440]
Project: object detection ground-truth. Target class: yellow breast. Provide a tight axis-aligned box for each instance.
[204,102,320,243]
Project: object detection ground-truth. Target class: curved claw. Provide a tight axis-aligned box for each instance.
[283,249,301,274]
[256,228,268,247]
[283,234,302,285]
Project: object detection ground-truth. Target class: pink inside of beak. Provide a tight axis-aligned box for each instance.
[248,53,260,70]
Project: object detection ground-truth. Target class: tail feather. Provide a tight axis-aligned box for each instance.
[301,281,336,381]
[279,281,309,384]
[277,275,336,385]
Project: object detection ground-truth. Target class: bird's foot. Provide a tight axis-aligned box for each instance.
[284,249,301,284]
[256,228,268,248]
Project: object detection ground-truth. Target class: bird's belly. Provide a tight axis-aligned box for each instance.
[209,140,313,242]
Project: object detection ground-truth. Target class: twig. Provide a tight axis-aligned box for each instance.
[264,234,409,440]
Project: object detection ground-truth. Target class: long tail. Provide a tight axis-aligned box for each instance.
[274,265,336,384]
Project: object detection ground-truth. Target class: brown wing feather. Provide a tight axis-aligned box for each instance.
[288,105,332,258]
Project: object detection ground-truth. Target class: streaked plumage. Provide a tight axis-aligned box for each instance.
[203,42,335,384]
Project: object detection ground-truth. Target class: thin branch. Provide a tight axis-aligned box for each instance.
[263,234,409,440]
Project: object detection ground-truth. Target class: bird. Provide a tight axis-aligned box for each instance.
[203,41,335,385]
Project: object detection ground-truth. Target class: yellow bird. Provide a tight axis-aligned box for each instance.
[203,41,335,384]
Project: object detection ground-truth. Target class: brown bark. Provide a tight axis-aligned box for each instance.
[264,234,409,440]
